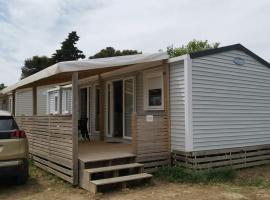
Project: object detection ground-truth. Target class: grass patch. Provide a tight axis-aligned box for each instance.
[155,166,236,183]
[237,176,270,188]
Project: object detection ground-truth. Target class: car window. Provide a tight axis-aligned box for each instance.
[0,116,18,131]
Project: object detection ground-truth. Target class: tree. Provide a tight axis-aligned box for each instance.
[51,31,85,63]
[89,47,141,59]
[0,83,6,90]
[21,56,51,79]
[167,39,220,58]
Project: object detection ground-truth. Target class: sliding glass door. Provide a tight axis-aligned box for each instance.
[106,78,135,139]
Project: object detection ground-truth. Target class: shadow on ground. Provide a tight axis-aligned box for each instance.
[0,174,45,199]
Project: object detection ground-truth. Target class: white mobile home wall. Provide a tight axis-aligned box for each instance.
[169,60,186,151]
[192,50,270,151]
[37,86,55,115]
[15,88,33,116]
[170,49,270,152]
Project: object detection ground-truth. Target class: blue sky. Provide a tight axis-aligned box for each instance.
[0,0,270,85]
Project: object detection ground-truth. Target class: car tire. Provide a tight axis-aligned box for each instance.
[16,172,28,185]
[15,160,29,185]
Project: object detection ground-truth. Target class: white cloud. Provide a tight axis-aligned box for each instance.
[0,0,269,85]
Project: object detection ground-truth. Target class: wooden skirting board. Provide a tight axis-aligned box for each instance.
[172,144,270,170]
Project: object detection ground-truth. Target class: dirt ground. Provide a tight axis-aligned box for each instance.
[0,165,270,200]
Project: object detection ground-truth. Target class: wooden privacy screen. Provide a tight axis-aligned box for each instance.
[132,113,170,172]
[16,115,76,184]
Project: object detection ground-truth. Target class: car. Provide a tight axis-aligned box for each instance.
[0,110,28,184]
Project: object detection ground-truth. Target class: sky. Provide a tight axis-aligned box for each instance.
[0,0,270,86]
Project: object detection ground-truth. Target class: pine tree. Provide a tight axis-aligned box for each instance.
[51,31,85,63]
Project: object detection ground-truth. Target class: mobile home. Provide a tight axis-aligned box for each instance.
[1,44,270,193]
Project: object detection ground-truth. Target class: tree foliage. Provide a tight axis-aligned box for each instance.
[21,56,51,79]
[89,47,141,59]
[167,39,220,58]
[20,31,85,79]
[0,83,6,90]
[51,31,85,63]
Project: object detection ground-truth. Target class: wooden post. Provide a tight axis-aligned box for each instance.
[12,90,15,116]
[131,112,137,154]
[72,72,79,185]
[32,86,37,115]
[98,75,105,141]
[163,64,171,158]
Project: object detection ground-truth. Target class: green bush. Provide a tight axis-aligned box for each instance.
[155,166,236,183]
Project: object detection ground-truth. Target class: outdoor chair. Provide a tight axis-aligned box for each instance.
[78,117,90,141]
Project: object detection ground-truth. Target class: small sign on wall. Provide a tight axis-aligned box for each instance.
[146,115,154,122]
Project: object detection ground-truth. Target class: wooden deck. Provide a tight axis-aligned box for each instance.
[78,141,134,163]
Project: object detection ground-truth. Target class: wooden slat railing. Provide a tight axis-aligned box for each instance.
[16,115,76,184]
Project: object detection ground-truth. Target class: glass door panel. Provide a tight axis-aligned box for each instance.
[123,78,134,138]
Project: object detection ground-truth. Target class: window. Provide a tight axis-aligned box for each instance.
[65,91,69,111]
[47,89,60,115]
[62,89,72,114]
[144,70,164,110]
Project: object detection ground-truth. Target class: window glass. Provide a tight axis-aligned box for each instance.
[149,89,162,106]
[54,95,58,112]
[0,116,18,131]
[65,91,69,111]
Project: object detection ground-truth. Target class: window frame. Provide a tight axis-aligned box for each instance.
[62,89,72,115]
[143,69,164,110]
[47,87,61,115]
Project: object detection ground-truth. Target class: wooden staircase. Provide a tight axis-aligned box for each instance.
[79,155,153,194]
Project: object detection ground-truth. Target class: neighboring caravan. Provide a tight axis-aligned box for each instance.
[0,44,270,193]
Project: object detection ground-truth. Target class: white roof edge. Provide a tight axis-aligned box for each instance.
[168,54,189,63]
[2,52,168,94]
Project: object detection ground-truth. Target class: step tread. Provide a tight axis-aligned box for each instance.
[90,173,152,185]
[86,163,144,173]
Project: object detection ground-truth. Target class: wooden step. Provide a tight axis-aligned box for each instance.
[89,173,152,194]
[86,163,144,174]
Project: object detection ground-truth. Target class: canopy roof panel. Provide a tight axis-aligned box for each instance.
[1,52,168,94]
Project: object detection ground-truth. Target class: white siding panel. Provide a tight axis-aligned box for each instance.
[192,50,270,151]
[15,89,33,116]
[170,61,185,151]
[37,86,54,115]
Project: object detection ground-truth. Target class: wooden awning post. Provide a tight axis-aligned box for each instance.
[98,74,105,141]
[72,72,79,185]
[32,86,37,115]
[12,90,15,116]
[131,112,137,154]
[163,64,171,152]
